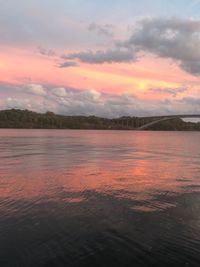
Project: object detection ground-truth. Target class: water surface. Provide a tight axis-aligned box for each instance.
[1,130,200,266]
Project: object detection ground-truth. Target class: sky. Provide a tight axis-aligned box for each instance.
[1,0,200,117]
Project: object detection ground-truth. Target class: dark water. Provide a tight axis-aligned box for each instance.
[1,130,200,267]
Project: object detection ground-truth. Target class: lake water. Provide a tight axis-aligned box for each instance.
[1,129,200,267]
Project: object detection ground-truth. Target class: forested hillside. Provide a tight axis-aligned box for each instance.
[0,109,200,131]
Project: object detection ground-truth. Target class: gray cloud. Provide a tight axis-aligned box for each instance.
[62,48,136,64]
[25,84,47,96]
[62,17,200,76]
[88,23,114,37]
[181,96,200,105]
[37,46,56,57]
[5,97,46,112]
[51,87,67,97]
[149,87,187,97]
[4,84,200,118]
[58,61,79,68]
[123,17,200,75]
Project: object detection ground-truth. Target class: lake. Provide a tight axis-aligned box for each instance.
[1,129,200,267]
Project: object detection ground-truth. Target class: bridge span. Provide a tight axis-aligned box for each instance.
[138,114,200,130]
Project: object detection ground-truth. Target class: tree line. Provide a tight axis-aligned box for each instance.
[0,109,200,131]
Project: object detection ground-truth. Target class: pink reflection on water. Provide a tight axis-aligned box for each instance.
[1,130,200,213]
[0,158,197,206]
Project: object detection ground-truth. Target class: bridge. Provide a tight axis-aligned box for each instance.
[138,114,200,130]
[110,114,200,130]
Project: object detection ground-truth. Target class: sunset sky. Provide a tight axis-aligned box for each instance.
[1,0,200,117]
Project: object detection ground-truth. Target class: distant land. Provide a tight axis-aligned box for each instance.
[0,109,200,131]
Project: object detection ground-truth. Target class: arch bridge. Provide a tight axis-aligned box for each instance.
[111,115,200,130]
[138,115,200,130]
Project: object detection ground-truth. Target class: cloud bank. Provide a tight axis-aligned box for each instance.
[62,48,136,64]
[61,17,200,76]
[2,84,200,118]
